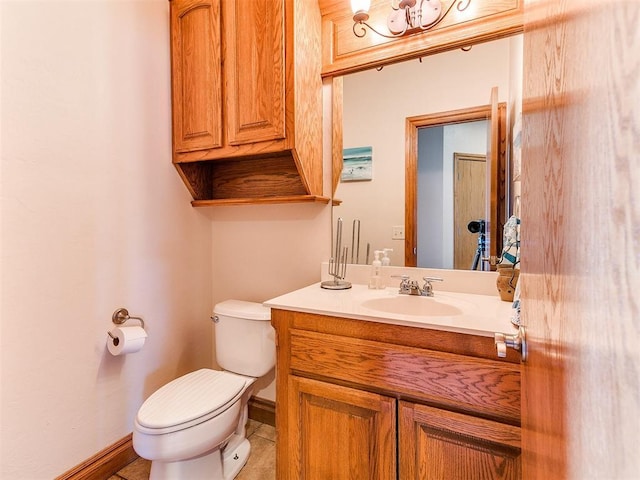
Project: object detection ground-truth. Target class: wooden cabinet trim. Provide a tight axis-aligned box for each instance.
[289,328,521,424]
[319,0,524,76]
[280,309,521,363]
[402,401,521,449]
[399,401,521,479]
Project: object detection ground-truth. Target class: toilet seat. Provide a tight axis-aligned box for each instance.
[135,369,248,435]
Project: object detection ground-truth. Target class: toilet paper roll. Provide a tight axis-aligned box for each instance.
[107,326,147,356]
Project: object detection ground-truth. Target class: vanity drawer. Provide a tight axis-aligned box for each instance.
[289,328,521,424]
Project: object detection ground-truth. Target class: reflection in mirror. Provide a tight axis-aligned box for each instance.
[333,35,523,270]
[417,121,488,270]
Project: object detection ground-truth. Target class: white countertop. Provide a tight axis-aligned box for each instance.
[265,282,516,337]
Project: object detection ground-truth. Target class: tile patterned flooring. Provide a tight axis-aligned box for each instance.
[109,420,275,480]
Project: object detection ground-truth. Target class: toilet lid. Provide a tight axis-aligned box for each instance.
[136,369,247,431]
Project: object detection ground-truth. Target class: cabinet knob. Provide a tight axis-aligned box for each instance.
[494,326,527,362]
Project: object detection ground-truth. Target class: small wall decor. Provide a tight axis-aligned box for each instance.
[342,146,373,182]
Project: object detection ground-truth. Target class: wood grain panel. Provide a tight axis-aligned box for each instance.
[487,87,500,265]
[399,401,521,480]
[288,376,396,480]
[331,76,344,197]
[170,0,222,153]
[289,329,521,424]
[272,309,523,478]
[209,156,306,199]
[176,156,306,200]
[320,0,523,76]
[521,0,640,477]
[289,0,324,196]
[284,309,522,363]
[224,0,285,145]
[190,194,330,207]
[453,153,486,270]
[169,0,324,203]
[272,311,293,480]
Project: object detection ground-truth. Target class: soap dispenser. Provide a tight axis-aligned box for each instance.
[369,250,384,289]
[381,248,393,266]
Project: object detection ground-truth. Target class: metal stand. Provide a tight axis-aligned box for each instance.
[321,218,352,290]
[470,231,486,271]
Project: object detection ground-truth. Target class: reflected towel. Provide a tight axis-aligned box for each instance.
[498,215,520,267]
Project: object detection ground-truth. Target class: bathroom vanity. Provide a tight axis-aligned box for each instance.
[266,284,521,479]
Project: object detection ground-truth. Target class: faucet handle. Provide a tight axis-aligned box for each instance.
[421,277,443,296]
[391,274,411,292]
[391,274,410,285]
[423,276,444,283]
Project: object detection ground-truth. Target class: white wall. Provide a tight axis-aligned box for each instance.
[339,37,514,267]
[1,2,332,476]
[209,203,331,400]
[0,2,213,478]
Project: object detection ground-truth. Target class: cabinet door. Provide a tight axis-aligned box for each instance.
[223,0,286,146]
[288,376,396,480]
[399,401,521,480]
[170,0,222,153]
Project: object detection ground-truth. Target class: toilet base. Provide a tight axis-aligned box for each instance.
[222,434,251,479]
[148,433,250,480]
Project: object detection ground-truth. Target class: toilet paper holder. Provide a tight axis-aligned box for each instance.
[108,308,145,339]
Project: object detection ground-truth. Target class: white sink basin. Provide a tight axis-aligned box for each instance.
[361,295,464,317]
[265,283,514,336]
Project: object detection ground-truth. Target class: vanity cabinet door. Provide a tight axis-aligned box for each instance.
[288,376,396,480]
[399,401,522,480]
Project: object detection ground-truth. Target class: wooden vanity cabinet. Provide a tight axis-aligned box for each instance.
[399,402,522,479]
[272,309,522,480]
[169,0,326,205]
[289,376,396,479]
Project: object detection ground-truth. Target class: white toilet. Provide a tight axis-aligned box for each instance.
[132,300,275,480]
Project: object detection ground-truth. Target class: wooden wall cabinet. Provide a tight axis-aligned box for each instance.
[169,0,328,206]
[272,309,522,479]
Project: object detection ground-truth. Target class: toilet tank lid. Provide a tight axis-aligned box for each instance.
[213,300,271,321]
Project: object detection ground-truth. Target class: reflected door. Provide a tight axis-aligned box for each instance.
[453,153,487,269]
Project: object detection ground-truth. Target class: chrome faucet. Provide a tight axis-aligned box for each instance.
[392,275,443,297]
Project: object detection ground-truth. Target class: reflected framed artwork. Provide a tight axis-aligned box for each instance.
[342,146,373,182]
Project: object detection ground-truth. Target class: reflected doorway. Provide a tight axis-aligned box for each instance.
[405,101,506,270]
[416,122,488,270]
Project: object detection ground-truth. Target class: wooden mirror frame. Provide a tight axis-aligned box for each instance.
[405,103,507,268]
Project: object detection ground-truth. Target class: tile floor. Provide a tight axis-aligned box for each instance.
[109,420,275,480]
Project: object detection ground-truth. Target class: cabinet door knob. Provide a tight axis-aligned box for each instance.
[494,326,527,362]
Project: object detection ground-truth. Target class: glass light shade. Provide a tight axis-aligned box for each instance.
[351,0,371,14]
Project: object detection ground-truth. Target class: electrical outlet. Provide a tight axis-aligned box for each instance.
[392,225,405,240]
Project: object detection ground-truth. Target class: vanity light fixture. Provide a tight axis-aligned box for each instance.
[351,0,471,39]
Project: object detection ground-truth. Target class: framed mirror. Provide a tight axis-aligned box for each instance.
[332,35,523,270]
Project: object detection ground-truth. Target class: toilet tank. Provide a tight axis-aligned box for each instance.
[213,300,275,378]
